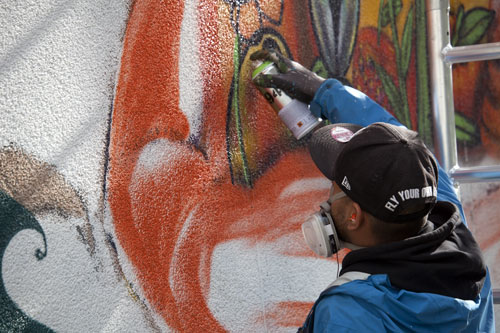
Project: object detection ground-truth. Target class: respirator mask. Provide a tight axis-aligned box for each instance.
[301,187,346,257]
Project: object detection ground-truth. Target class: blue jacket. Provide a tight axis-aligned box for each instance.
[299,79,495,332]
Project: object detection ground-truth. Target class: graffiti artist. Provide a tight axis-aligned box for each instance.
[251,49,495,332]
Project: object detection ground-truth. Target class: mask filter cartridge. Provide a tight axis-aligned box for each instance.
[302,213,335,257]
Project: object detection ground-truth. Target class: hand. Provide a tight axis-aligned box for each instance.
[250,49,326,104]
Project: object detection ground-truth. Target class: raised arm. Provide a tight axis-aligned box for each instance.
[311,79,466,223]
[250,50,466,223]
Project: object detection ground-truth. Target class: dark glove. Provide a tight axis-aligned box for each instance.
[250,49,325,105]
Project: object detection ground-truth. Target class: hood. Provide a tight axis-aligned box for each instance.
[340,201,486,300]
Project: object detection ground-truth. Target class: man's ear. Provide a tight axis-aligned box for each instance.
[346,202,364,231]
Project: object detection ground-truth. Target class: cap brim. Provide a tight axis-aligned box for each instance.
[308,123,363,181]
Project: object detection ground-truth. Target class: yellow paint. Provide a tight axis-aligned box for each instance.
[359,0,413,43]
[450,0,490,12]
[359,0,381,29]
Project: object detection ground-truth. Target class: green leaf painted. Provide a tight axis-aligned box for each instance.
[457,7,495,46]
[227,36,252,187]
[456,128,472,141]
[373,60,404,122]
[312,59,329,79]
[455,113,476,133]
[451,5,465,46]
[377,0,385,44]
[415,0,432,145]
[380,0,402,27]
[401,5,414,77]
[455,112,478,143]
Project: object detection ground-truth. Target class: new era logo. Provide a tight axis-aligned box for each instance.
[331,126,354,143]
[342,176,351,191]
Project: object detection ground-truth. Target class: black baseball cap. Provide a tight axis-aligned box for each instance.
[309,122,438,223]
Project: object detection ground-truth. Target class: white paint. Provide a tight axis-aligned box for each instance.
[0,0,130,217]
[208,238,340,332]
[0,1,163,332]
[101,296,155,333]
[2,214,148,332]
[179,0,203,138]
[278,177,330,200]
[129,138,183,230]
[134,138,179,173]
[169,206,198,301]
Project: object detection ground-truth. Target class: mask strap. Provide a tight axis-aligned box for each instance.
[328,188,347,204]
[319,202,343,257]
[326,186,363,276]
[326,186,348,277]
[322,208,341,279]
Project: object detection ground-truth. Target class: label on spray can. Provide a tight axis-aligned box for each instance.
[252,61,293,112]
[252,60,322,140]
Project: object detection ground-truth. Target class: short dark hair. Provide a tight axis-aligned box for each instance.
[367,210,427,243]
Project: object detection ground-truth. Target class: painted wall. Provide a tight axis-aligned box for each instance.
[1,0,499,332]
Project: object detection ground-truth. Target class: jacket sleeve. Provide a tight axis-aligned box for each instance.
[310,79,467,224]
[309,79,400,127]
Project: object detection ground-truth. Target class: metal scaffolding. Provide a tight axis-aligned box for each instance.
[426,0,500,182]
[426,0,500,304]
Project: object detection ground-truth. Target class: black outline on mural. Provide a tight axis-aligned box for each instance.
[225,27,293,188]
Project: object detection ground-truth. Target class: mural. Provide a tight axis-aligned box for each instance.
[1,0,499,332]
[0,1,154,332]
[109,0,500,331]
[453,2,500,161]
[0,151,52,332]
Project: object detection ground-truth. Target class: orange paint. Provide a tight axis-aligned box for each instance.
[109,0,500,331]
[110,0,189,329]
[264,301,315,327]
[109,0,325,331]
[352,27,397,115]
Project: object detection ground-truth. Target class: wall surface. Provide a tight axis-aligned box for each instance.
[1,0,499,332]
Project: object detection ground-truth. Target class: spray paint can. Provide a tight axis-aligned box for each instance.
[252,61,322,140]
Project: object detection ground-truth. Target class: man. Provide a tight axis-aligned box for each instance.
[251,50,495,332]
